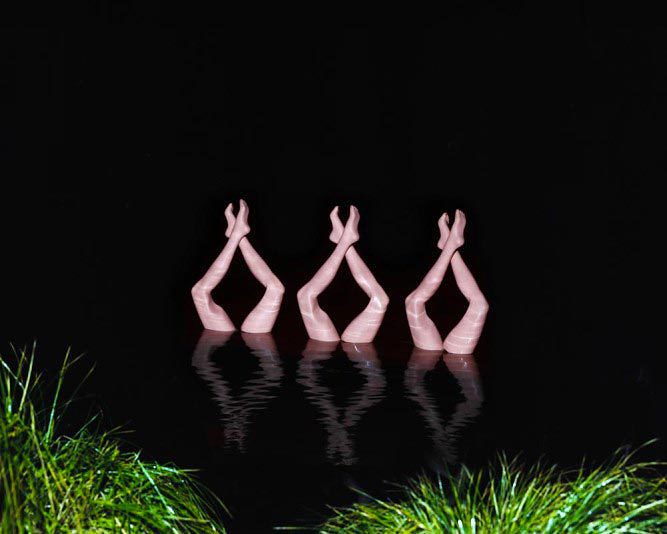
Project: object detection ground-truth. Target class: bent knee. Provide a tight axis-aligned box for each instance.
[376,290,390,311]
[270,277,285,295]
[472,296,489,313]
[404,292,424,311]
[191,283,208,301]
[296,286,314,308]
[296,286,307,302]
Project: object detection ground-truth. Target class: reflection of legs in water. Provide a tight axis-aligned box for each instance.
[191,330,283,452]
[190,330,244,449]
[442,353,484,462]
[437,213,489,354]
[340,342,386,430]
[301,339,339,362]
[191,201,250,331]
[241,331,279,356]
[297,340,356,465]
[443,354,484,405]
[224,204,285,333]
[241,332,283,393]
[192,329,234,363]
[297,207,360,342]
[329,207,389,343]
[405,210,467,350]
[404,347,455,466]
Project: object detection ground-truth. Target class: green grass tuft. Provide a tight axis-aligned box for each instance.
[0,345,226,532]
[321,451,667,533]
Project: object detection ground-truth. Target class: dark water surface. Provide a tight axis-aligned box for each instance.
[189,331,483,528]
[5,209,663,530]
[43,312,661,532]
[3,19,666,533]
[2,245,664,531]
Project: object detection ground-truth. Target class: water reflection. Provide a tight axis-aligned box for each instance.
[191,330,283,452]
[405,348,453,465]
[191,331,482,469]
[297,341,386,466]
[405,349,484,468]
[442,353,484,460]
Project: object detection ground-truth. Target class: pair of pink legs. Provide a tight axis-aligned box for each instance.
[192,203,487,353]
[297,206,389,343]
[191,200,285,333]
[405,210,489,353]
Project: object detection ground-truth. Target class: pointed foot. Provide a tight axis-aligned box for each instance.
[437,212,450,250]
[445,209,465,250]
[224,203,236,238]
[329,206,344,243]
[230,199,251,239]
[341,205,360,245]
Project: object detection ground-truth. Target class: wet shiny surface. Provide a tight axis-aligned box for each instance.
[6,319,665,532]
[4,276,665,531]
[191,332,485,473]
[157,327,658,532]
[188,332,488,530]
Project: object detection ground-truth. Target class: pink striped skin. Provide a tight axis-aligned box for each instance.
[223,203,285,333]
[296,206,361,342]
[191,200,284,333]
[437,213,489,354]
[405,210,487,353]
[328,207,389,343]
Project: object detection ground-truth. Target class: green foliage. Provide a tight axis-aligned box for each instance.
[0,345,226,533]
[322,451,667,533]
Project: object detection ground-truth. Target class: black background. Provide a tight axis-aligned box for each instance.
[1,6,666,526]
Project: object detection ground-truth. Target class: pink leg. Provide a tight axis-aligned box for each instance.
[297,206,360,342]
[437,213,489,354]
[223,202,285,333]
[405,210,466,350]
[329,207,389,343]
[191,201,250,331]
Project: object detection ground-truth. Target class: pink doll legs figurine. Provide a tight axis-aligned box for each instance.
[437,213,489,354]
[297,206,388,343]
[297,206,360,342]
[405,210,488,353]
[192,199,285,333]
[329,207,389,343]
